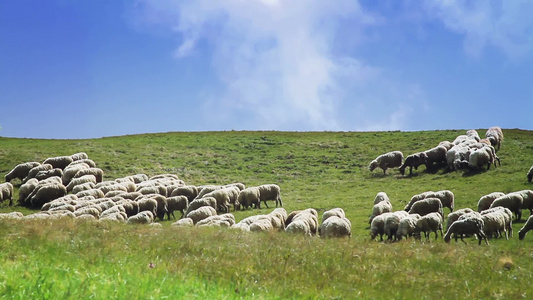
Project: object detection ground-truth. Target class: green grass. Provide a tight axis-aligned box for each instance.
[1,129,533,299]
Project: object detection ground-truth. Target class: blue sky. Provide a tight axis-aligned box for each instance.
[1,0,532,139]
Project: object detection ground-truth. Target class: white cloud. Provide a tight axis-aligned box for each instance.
[424,0,533,59]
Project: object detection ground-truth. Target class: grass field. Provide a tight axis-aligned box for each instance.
[1,129,532,299]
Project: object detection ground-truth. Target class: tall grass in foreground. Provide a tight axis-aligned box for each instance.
[0,219,531,299]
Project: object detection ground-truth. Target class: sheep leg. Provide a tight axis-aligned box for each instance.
[263,200,270,209]
[409,166,413,175]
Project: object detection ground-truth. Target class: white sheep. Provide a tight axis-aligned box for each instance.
[319,216,351,238]
[384,211,409,241]
[70,152,89,161]
[170,185,198,202]
[373,192,390,205]
[27,183,67,208]
[518,215,533,240]
[186,197,217,215]
[424,145,448,170]
[166,195,188,220]
[404,191,434,211]
[444,216,489,245]
[515,190,533,217]
[477,192,505,212]
[322,208,345,222]
[62,163,91,185]
[396,214,421,240]
[285,219,311,236]
[468,147,493,170]
[24,164,53,183]
[370,213,388,241]
[249,217,275,232]
[186,206,217,224]
[197,214,235,227]
[258,184,283,208]
[72,182,96,194]
[369,200,392,224]
[18,178,39,206]
[0,212,24,219]
[415,212,444,240]
[236,187,261,210]
[43,156,74,170]
[76,189,105,199]
[445,208,474,232]
[408,198,443,218]
[35,168,64,181]
[369,151,404,175]
[490,193,523,221]
[0,182,14,206]
[126,211,154,224]
[485,126,503,150]
[73,168,104,183]
[480,209,508,239]
[5,162,41,182]
[67,175,97,192]
[466,129,481,141]
[203,188,233,213]
[171,218,194,227]
[286,209,319,235]
[528,166,533,183]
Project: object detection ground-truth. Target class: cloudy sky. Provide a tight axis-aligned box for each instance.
[1,0,532,139]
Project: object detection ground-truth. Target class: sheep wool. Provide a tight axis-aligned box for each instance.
[368,151,404,175]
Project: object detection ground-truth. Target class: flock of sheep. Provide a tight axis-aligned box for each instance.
[369,189,533,244]
[0,153,351,238]
[369,127,504,176]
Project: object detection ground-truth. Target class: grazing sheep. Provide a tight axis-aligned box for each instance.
[170,186,198,202]
[438,141,454,150]
[249,217,275,232]
[203,188,233,213]
[62,163,91,185]
[480,209,508,239]
[477,192,506,212]
[415,212,444,240]
[0,212,24,219]
[27,183,67,208]
[196,185,223,199]
[446,208,474,232]
[76,189,105,199]
[0,182,14,206]
[69,159,97,168]
[373,192,390,205]
[285,219,312,236]
[369,200,392,224]
[225,182,245,191]
[197,214,235,227]
[172,218,194,227]
[482,207,513,238]
[24,164,53,183]
[73,168,104,183]
[319,216,351,238]
[186,206,217,224]
[408,190,454,213]
[115,200,139,217]
[237,187,261,210]
[399,152,428,176]
[396,214,421,240]
[35,168,64,181]
[444,216,489,245]
[370,213,388,241]
[286,209,319,235]
[127,211,154,224]
[408,198,443,218]
[515,190,533,217]
[258,184,283,208]
[528,166,533,183]
[186,197,217,215]
[384,211,409,241]
[368,151,404,175]
[5,162,41,182]
[137,197,158,217]
[67,175,97,192]
[43,156,74,170]
[166,196,188,220]
[404,191,434,211]
[424,145,447,170]
[468,148,493,170]
[446,145,470,171]
[74,206,101,219]
[70,152,89,161]
[485,126,503,150]
[466,129,481,141]
[72,182,96,194]
[322,208,345,223]
[144,194,168,221]
[18,178,39,206]
[490,193,523,221]
[518,215,533,240]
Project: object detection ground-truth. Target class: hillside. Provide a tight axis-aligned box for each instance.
[1,129,532,298]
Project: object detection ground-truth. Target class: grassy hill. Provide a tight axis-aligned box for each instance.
[1,129,532,298]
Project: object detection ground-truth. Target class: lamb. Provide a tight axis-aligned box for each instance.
[23,164,53,183]
[43,156,74,170]
[62,163,91,185]
[5,162,41,182]
[171,218,194,227]
[444,216,489,245]
[490,193,523,221]
[399,152,428,176]
[27,183,67,208]
[237,187,261,210]
[126,211,155,224]
[518,215,533,240]
[446,208,474,232]
[528,166,533,183]
[477,192,505,212]
[186,206,217,224]
[485,126,503,150]
[369,200,392,224]
[424,145,447,170]
[0,182,14,206]
[368,151,404,175]
[408,198,443,218]
[384,211,409,241]
[73,168,104,183]
[373,192,390,205]
[415,212,444,240]
[396,214,421,240]
[319,216,351,238]
[186,197,217,215]
[258,184,283,208]
[166,196,188,220]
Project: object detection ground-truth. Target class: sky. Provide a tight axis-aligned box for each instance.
[1,0,532,139]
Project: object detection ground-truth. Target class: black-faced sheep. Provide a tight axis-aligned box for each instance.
[369,151,404,175]
[399,152,428,176]
[5,162,41,182]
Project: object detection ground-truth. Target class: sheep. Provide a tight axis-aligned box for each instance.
[67,175,97,192]
[528,166,533,183]
[408,198,443,218]
[445,208,474,232]
[409,190,454,212]
[5,162,41,182]
[171,218,194,227]
[62,163,91,185]
[515,190,533,217]
[76,189,105,199]
[370,213,388,241]
[23,164,53,183]
[225,182,245,191]
[322,208,345,222]
[404,191,434,211]
[202,188,233,213]
[0,212,24,219]
[415,212,444,240]
[399,152,428,176]
[196,185,223,199]
[319,216,351,238]
[186,206,217,224]
[485,126,503,150]
[18,178,39,206]
[74,206,101,219]
[186,197,217,215]
[166,196,188,220]
[35,168,64,181]
[72,182,96,194]
[137,185,167,197]
[119,192,143,201]
[43,156,74,170]
[237,187,261,210]
[424,145,447,170]
[286,209,318,235]
[250,217,275,232]
[170,186,198,202]
[468,147,493,170]
[384,211,409,241]
[446,145,469,170]
[127,211,155,224]
[444,216,489,245]
[99,212,127,223]
[115,200,139,217]
[27,183,67,208]
[121,174,149,184]
[396,214,421,240]
[368,151,404,175]
[438,141,454,150]
[197,214,235,227]
[69,159,97,168]
[285,219,312,236]
[73,168,104,183]
[369,200,392,224]
[518,215,533,240]
[482,207,513,238]
[490,193,523,221]
[136,197,158,218]
[477,192,505,212]
[258,184,283,208]
[480,209,508,239]
[466,129,481,142]
[143,194,168,221]
[269,208,288,229]
[0,182,14,206]
[373,192,389,205]
[70,152,89,161]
